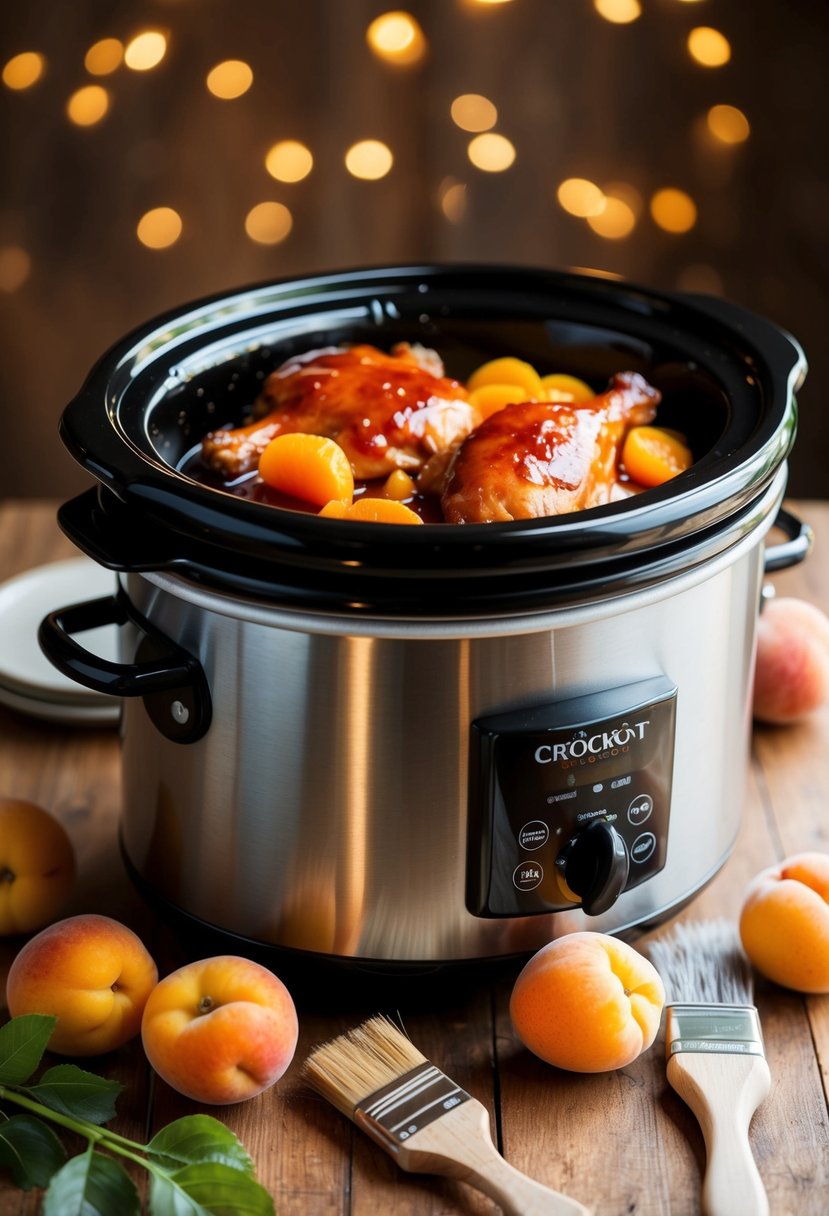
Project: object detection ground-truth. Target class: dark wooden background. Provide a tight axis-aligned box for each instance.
[1,0,828,500]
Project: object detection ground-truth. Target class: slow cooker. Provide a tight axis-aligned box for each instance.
[38,264,810,972]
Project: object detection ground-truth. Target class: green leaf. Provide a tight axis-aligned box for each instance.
[149,1162,275,1216]
[0,1015,58,1085]
[27,1064,122,1125]
[43,1147,140,1216]
[0,1114,66,1189]
[146,1115,254,1175]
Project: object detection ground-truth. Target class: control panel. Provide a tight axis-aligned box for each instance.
[466,676,677,918]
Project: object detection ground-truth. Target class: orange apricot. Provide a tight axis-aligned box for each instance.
[0,799,75,936]
[509,931,665,1072]
[468,383,530,421]
[622,426,693,487]
[345,498,423,524]
[467,357,543,399]
[259,433,354,507]
[753,597,829,724]
[539,373,595,403]
[739,853,829,992]
[382,469,417,500]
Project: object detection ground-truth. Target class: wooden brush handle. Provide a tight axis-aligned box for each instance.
[396,1098,591,1215]
[667,1051,771,1216]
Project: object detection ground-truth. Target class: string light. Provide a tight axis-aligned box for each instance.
[594,0,641,24]
[467,132,515,172]
[366,12,426,65]
[206,60,253,99]
[124,31,168,72]
[84,39,123,76]
[650,188,697,233]
[587,196,636,239]
[137,207,183,249]
[707,104,750,143]
[345,140,394,180]
[2,52,45,90]
[0,246,31,293]
[66,86,110,127]
[265,140,313,183]
[688,27,731,67]
[450,93,497,132]
[557,178,605,217]
[439,179,467,222]
[245,202,293,244]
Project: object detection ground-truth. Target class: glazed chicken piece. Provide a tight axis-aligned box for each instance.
[201,343,478,481]
[440,371,660,523]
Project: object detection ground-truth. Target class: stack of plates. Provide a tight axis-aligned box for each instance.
[0,556,121,726]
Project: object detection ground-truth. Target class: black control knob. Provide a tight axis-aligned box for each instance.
[555,820,630,916]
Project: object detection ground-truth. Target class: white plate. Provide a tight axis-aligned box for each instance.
[0,679,121,726]
[0,556,120,706]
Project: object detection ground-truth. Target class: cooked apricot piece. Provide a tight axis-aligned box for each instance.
[467,357,543,399]
[347,498,423,524]
[621,425,692,487]
[258,433,354,507]
[382,469,416,500]
[318,499,351,519]
[540,373,595,403]
[468,383,529,421]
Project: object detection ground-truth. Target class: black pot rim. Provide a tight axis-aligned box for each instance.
[57,263,805,614]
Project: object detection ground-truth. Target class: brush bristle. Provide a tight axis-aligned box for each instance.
[303,1015,427,1115]
[648,918,754,1005]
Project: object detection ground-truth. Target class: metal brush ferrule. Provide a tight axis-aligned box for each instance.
[354,1061,471,1151]
[665,1003,765,1057]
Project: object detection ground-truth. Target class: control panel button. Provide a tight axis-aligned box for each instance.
[628,794,653,826]
[631,832,657,864]
[513,861,544,891]
[518,821,549,851]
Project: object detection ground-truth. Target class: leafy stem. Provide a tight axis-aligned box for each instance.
[0,1082,109,1147]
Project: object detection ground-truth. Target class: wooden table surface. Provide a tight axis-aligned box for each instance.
[1,498,827,1216]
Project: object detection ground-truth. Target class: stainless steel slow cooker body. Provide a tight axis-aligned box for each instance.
[40,265,809,968]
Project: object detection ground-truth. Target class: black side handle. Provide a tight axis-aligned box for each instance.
[38,593,211,744]
[764,506,813,573]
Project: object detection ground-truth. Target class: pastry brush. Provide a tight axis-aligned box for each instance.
[303,1014,591,1216]
[649,919,771,1216]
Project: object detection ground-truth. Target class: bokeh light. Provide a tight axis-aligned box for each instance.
[688,27,731,67]
[66,86,110,127]
[84,39,123,76]
[2,52,45,90]
[557,178,605,217]
[265,140,314,183]
[450,93,497,132]
[124,31,168,72]
[345,140,394,180]
[587,196,636,239]
[206,60,253,100]
[594,0,641,24]
[467,132,515,172]
[136,207,183,249]
[439,179,468,223]
[0,246,32,293]
[650,188,698,233]
[366,12,426,65]
[707,104,750,144]
[245,202,293,245]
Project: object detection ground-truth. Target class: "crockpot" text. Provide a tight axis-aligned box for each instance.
[534,721,650,764]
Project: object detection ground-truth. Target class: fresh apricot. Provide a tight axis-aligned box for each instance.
[539,373,595,403]
[0,799,75,936]
[467,357,543,399]
[740,853,829,993]
[468,383,530,421]
[509,931,665,1072]
[259,433,354,507]
[5,913,158,1055]
[752,596,829,724]
[141,956,298,1104]
[622,426,693,487]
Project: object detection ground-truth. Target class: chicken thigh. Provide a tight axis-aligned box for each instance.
[201,343,478,481]
[440,371,660,523]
